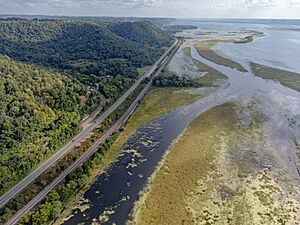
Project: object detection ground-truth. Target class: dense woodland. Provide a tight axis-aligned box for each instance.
[0,55,100,193]
[20,134,118,225]
[0,20,172,81]
[0,19,173,98]
[164,25,198,34]
[0,18,173,194]
[153,73,203,88]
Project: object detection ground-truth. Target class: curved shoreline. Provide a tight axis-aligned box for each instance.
[131,103,238,224]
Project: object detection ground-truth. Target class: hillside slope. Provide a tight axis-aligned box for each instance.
[108,21,171,47]
[0,19,173,98]
[0,20,173,78]
[0,55,100,194]
[0,18,173,194]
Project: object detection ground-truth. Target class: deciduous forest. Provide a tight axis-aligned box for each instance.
[0,18,173,194]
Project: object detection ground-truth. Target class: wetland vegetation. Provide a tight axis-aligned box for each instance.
[53,86,208,224]
[133,103,238,224]
[100,86,207,174]
[128,23,300,225]
[251,62,300,92]
[194,41,248,72]
[134,99,300,224]
[183,46,226,86]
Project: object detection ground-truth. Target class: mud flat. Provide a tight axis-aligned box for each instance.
[233,35,254,44]
[194,41,248,72]
[251,62,300,92]
[183,46,226,86]
[132,101,300,225]
[233,31,264,44]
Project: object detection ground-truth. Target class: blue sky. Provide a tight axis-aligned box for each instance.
[0,0,299,19]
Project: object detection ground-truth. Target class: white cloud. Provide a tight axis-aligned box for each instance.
[0,0,299,18]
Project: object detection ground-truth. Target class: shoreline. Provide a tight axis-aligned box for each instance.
[127,124,188,225]
[194,40,248,72]
[55,87,208,224]
[132,99,300,224]
[250,62,300,92]
[132,103,238,224]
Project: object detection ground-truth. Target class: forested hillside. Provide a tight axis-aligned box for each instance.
[108,21,171,46]
[0,18,173,194]
[0,55,100,193]
[0,19,172,81]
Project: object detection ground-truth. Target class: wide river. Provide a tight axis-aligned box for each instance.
[62,19,300,225]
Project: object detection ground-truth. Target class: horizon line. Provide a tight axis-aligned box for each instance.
[0,13,300,20]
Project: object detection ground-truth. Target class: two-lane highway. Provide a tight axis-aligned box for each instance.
[5,38,180,225]
[0,39,178,209]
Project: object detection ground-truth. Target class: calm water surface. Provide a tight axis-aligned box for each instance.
[62,20,300,224]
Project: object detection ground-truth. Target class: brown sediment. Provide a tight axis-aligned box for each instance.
[134,103,238,225]
[251,62,300,92]
[183,46,227,86]
[194,41,248,72]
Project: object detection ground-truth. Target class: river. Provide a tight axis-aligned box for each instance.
[61,19,300,225]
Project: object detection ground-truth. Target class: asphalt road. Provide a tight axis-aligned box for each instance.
[2,39,179,224]
[6,39,180,225]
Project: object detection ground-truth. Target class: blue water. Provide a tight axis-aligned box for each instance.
[173,18,300,27]
[173,18,300,74]
[61,18,300,225]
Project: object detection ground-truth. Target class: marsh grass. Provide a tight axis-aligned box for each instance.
[194,42,248,72]
[56,87,206,223]
[108,87,206,157]
[135,101,300,225]
[136,103,238,225]
[251,62,300,92]
[183,46,227,86]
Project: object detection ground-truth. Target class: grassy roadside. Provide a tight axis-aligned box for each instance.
[0,84,146,224]
[54,87,207,224]
[137,66,151,76]
[134,103,238,225]
[194,41,248,72]
[109,87,206,156]
[183,46,227,86]
[251,62,300,92]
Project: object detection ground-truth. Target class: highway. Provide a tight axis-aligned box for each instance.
[0,39,178,209]
[3,39,180,225]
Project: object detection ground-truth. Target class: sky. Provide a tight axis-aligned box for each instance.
[0,0,299,19]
